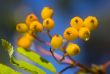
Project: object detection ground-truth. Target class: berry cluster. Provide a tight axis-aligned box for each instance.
[16,7,54,49]
[15,6,107,74]
[50,16,98,57]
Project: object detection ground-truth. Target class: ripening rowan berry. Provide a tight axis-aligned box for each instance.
[50,34,63,49]
[79,27,90,41]
[17,33,34,49]
[63,27,78,41]
[43,18,54,31]
[66,43,80,56]
[83,16,98,31]
[16,23,28,33]
[41,7,54,20]
[70,16,83,30]
[25,13,38,26]
[29,21,43,32]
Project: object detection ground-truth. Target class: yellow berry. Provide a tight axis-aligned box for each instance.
[51,34,63,49]
[79,27,90,41]
[16,23,28,33]
[70,16,83,30]
[41,7,54,20]
[29,21,43,32]
[83,16,98,31]
[66,43,80,56]
[17,33,34,49]
[43,18,54,31]
[63,27,78,41]
[25,13,38,26]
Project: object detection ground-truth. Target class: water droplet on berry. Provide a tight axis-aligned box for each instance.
[84,33,90,41]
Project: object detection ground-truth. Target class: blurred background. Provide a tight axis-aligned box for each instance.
[0,0,110,74]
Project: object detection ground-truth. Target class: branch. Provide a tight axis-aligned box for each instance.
[36,45,73,64]
[102,61,110,69]
[33,31,100,74]
[58,65,73,74]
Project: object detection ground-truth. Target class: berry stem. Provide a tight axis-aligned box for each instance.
[46,31,52,39]
[58,65,73,74]
[32,33,50,46]
[63,40,69,50]
[32,28,105,74]
[36,45,73,64]
[67,55,97,74]
[102,61,110,69]
[50,48,61,64]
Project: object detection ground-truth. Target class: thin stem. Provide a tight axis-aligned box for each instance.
[50,48,65,64]
[59,54,65,63]
[67,55,95,74]
[50,48,60,63]
[32,34,50,46]
[63,40,68,49]
[46,31,52,39]
[36,45,73,64]
[102,61,110,69]
[58,65,73,74]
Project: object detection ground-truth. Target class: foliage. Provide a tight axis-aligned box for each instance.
[0,39,56,74]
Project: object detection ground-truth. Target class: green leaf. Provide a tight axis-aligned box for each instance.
[17,47,56,73]
[1,39,46,74]
[1,39,14,57]
[10,57,46,74]
[0,64,21,74]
